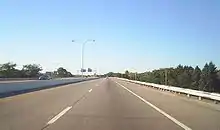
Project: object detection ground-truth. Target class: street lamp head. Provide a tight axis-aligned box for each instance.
[87,39,95,42]
[72,39,95,43]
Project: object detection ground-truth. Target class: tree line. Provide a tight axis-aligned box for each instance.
[0,62,73,78]
[106,62,220,93]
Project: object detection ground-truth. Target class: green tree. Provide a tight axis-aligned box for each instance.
[179,66,193,88]
[199,62,218,92]
[191,66,201,90]
[217,71,220,79]
[56,67,72,77]
[67,72,73,77]
[104,62,220,93]
[167,68,178,86]
[22,64,42,77]
[137,72,148,82]
[124,70,130,79]
[208,62,219,92]
[176,65,184,76]
[149,70,163,84]
[106,72,114,77]
[177,70,192,88]
[199,63,209,91]
[0,62,17,78]
[217,71,220,92]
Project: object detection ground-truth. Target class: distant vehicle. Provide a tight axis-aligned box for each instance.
[39,75,52,80]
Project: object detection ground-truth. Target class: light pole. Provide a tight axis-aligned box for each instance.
[165,69,168,85]
[72,39,95,77]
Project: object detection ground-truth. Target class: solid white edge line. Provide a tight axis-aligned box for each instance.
[47,106,72,125]
[115,81,192,130]
[89,89,93,92]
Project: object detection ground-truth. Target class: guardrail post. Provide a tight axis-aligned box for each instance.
[198,97,202,100]
[187,94,190,97]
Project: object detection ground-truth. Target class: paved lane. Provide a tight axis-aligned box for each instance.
[46,79,183,130]
[115,78,220,130]
[1,78,220,130]
[0,79,103,130]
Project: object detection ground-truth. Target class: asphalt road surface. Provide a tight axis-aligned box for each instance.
[0,78,220,130]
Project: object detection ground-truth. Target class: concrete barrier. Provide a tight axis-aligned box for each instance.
[0,77,99,98]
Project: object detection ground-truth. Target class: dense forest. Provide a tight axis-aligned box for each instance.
[106,62,220,93]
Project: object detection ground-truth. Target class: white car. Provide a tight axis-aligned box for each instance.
[39,75,52,80]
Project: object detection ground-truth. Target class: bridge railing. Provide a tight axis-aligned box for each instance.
[116,78,220,103]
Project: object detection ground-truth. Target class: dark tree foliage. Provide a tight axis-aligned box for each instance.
[106,62,220,93]
[22,64,42,78]
[54,67,73,77]
[0,62,73,78]
[0,62,20,78]
[191,66,201,90]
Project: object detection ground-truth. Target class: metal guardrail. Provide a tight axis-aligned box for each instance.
[117,78,220,103]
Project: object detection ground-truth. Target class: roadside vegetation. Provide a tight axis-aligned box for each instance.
[106,62,220,93]
[0,62,73,78]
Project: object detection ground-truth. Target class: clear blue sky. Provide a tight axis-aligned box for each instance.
[1,0,220,74]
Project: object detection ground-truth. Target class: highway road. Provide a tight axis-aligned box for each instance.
[0,78,220,130]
